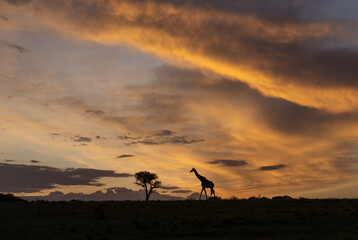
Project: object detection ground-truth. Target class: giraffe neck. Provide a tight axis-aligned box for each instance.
[194,170,205,182]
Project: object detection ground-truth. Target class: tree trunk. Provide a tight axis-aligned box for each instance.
[145,188,153,201]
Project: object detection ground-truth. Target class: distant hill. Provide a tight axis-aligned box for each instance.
[22,187,188,201]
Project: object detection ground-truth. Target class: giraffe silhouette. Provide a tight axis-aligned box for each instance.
[190,168,215,200]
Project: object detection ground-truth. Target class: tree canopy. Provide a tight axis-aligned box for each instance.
[134,171,161,201]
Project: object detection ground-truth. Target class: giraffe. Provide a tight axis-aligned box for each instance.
[190,168,215,200]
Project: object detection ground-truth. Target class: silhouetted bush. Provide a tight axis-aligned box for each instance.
[272,195,293,200]
[0,193,25,202]
[299,197,309,200]
[186,198,196,201]
[229,196,239,200]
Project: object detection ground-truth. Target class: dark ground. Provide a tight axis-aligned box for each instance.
[1,199,358,240]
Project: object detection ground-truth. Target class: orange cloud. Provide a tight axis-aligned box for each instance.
[12,0,356,112]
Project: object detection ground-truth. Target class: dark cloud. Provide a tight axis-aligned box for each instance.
[124,139,157,146]
[156,129,175,136]
[160,185,180,190]
[4,0,31,6]
[23,187,184,201]
[117,135,140,140]
[253,42,358,88]
[0,16,9,21]
[137,139,160,145]
[172,190,192,193]
[256,93,357,136]
[14,0,358,114]
[157,66,358,136]
[0,163,132,193]
[4,159,15,163]
[44,0,358,89]
[169,136,204,145]
[73,135,91,142]
[113,63,356,143]
[259,164,287,171]
[50,133,60,136]
[2,41,28,53]
[125,136,204,146]
[208,159,248,167]
[30,160,39,163]
[165,0,323,23]
[85,109,105,115]
[177,2,358,90]
[116,154,135,158]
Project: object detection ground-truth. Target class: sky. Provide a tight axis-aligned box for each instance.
[1,0,358,199]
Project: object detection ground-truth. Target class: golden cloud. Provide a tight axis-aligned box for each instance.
[4,0,357,112]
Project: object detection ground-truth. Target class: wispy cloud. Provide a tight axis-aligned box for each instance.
[72,135,91,143]
[172,190,192,194]
[4,0,31,6]
[208,160,248,167]
[125,136,204,146]
[116,154,135,159]
[160,185,180,190]
[4,159,15,163]
[1,40,28,53]
[0,16,8,21]
[85,109,105,115]
[259,164,287,171]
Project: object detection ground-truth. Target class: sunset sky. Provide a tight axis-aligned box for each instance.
[1,0,358,199]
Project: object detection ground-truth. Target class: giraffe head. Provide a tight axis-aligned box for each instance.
[190,168,196,173]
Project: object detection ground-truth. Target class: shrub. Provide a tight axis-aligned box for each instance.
[229,195,239,200]
[0,193,26,202]
[272,195,293,200]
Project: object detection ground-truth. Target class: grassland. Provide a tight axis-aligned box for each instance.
[1,199,358,239]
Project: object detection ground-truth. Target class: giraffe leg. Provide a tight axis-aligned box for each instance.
[210,188,215,197]
[199,188,204,200]
[204,188,207,200]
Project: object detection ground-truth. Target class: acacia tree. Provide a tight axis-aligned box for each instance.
[134,171,162,201]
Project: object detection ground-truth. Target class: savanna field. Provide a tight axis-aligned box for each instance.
[1,198,358,240]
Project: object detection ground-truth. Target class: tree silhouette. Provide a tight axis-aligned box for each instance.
[134,171,161,201]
